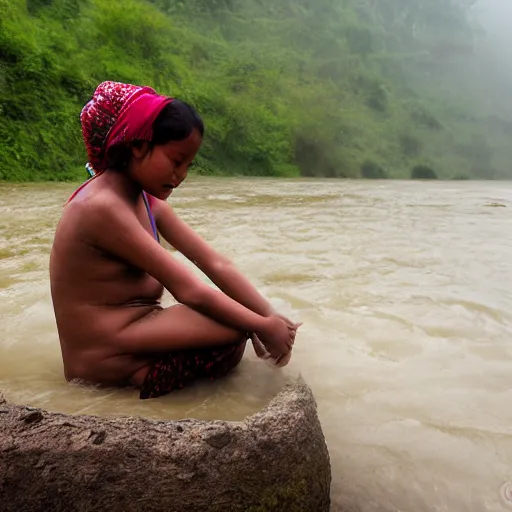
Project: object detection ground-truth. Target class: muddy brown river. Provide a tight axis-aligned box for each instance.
[1,178,512,511]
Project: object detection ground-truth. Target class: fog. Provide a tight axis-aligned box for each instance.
[476,0,512,36]
[471,0,512,118]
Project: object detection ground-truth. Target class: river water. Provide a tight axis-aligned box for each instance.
[1,178,512,511]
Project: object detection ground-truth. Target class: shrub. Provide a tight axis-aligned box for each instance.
[411,165,438,179]
[361,160,387,179]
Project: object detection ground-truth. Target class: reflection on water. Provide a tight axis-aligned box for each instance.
[2,178,512,512]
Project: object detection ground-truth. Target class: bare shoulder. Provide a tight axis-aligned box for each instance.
[53,186,135,258]
[64,184,130,226]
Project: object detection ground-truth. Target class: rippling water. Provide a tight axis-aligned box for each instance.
[1,178,512,511]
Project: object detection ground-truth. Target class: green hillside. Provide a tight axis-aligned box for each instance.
[1,0,509,181]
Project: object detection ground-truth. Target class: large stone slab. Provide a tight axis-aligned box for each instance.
[0,380,330,511]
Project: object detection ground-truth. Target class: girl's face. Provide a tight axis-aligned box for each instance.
[129,129,202,199]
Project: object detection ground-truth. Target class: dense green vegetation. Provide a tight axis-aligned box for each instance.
[1,0,510,181]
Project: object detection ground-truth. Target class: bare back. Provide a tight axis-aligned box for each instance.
[50,173,162,384]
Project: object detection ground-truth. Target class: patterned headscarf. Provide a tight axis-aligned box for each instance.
[80,81,173,171]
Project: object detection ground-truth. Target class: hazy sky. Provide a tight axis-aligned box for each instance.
[470,0,512,117]
[475,0,512,36]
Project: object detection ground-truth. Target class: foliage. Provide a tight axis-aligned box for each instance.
[411,165,438,179]
[0,0,510,181]
[361,160,387,179]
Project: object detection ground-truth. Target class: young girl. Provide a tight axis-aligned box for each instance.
[50,81,300,399]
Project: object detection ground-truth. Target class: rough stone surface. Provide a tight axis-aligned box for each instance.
[0,379,331,512]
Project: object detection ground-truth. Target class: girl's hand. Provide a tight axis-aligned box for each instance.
[251,333,293,368]
[255,314,299,359]
[274,313,302,337]
[267,308,302,333]
[275,349,293,368]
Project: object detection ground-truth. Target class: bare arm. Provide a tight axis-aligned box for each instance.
[152,198,276,316]
[83,195,280,339]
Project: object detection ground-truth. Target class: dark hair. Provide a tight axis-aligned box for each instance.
[152,100,204,145]
[108,99,204,170]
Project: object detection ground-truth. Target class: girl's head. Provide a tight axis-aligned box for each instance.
[109,100,204,198]
[81,81,204,198]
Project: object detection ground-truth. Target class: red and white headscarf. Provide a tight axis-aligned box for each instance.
[80,81,173,172]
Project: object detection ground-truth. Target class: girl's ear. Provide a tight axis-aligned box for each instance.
[131,141,150,160]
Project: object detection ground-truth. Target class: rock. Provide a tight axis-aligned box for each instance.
[0,379,331,511]
[202,429,232,449]
[21,411,44,424]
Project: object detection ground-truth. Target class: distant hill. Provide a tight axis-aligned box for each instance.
[1,0,510,181]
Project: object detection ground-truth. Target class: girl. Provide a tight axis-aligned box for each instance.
[49,81,300,399]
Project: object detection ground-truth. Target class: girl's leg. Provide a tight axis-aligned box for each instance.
[119,304,249,399]
[119,303,247,354]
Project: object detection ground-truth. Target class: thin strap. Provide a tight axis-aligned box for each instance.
[142,191,160,242]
